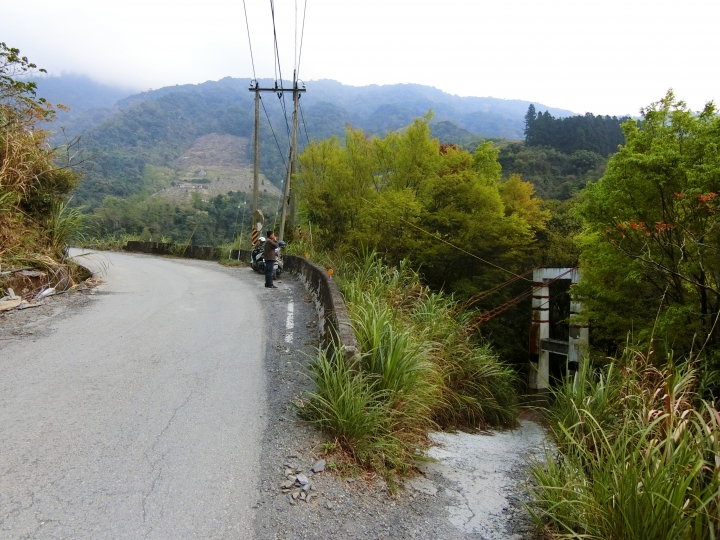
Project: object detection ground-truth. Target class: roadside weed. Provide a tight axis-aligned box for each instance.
[529,350,720,539]
[303,250,518,477]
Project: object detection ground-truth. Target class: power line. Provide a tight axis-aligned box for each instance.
[297,0,308,78]
[299,100,311,145]
[470,267,577,328]
[241,3,284,167]
[360,196,532,282]
[260,96,287,168]
[269,0,292,142]
[241,0,257,80]
[461,269,535,311]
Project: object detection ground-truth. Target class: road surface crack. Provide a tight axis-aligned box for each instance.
[141,388,196,525]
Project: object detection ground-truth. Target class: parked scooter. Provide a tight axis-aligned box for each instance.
[250,236,285,278]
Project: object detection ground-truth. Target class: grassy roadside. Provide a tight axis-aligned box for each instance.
[529,349,720,539]
[298,250,519,481]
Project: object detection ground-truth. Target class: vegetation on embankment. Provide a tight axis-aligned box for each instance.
[1,43,85,295]
[527,93,720,539]
[290,91,720,536]
[300,251,518,478]
[529,349,720,538]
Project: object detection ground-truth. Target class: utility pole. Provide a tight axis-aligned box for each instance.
[252,82,260,246]
[279,71,305,242]
[248,80,281,245]
[249,78,305,243]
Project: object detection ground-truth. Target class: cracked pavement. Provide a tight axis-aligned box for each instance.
[0,251,269,539]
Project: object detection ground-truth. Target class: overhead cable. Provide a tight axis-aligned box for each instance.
[241,0,257,79]
[470,267,577,328]
[297,0,307,78]
[299,101,311,145]
[461,269,535,311]
[360,196,532,282]
[260,96,287,168]
[269,0,292,142]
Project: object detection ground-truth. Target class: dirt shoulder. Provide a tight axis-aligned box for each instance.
[0,286,97,351]
[255,270,544,540]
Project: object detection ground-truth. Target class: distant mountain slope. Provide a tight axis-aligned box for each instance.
[56,75,576,207]
[32,74,138,113]
[29,75,138,141]
[121,77,575,140]
[301,79,575,138]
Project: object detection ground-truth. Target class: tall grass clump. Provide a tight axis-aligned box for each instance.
[303,251,518,478]
[1,46,82,291]
[529,350,720,539]
[46,199,84,256]
[303,350,410,473]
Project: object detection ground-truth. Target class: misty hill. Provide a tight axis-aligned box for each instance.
[113,77,575,140]
[43,76,576,207]
[37,75,576,142]
[30,75,139,142]
[32,74,138,113]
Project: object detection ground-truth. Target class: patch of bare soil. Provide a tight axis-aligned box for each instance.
[153,133,281,203]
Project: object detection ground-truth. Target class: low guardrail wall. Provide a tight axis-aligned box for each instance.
[125,241,220,260]
[124,242,359,361]
[284,255,359,362]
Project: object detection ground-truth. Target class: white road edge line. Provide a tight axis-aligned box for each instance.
[285,300,294,343]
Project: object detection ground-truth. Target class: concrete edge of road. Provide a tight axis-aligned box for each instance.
[122,241,360,363]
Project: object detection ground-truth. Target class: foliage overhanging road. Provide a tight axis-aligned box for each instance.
[0,251,269,539]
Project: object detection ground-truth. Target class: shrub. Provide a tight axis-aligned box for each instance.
[529,350,720,539]
[303,251,518,477]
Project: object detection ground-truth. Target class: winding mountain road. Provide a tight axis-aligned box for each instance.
[0,251,270,538]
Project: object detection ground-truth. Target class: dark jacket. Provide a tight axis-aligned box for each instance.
[264,237,279,261]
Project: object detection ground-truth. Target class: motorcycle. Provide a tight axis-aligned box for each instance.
[250,236,285,279]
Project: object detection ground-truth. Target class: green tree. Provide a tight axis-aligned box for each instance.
[297,114,549,293]
[576,91,720,360]
[523,104,537,144]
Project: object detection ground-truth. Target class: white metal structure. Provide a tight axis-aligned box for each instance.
[528,268,588,391]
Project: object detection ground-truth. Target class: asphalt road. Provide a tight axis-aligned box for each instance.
[0,251,271,539]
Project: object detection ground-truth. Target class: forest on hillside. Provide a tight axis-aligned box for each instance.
[37,75,573,209]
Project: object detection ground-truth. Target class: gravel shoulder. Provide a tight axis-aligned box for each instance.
[254,269,546,540]
[0,284,96,349]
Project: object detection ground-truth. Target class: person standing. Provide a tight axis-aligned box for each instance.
[264,230,279,288]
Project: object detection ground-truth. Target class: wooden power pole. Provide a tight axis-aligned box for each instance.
[249,80,282,245]
[279,72,305,242]
[249,78,305,243]
[251,82,261,246]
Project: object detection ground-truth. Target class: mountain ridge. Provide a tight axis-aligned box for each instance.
[34,75,576,142]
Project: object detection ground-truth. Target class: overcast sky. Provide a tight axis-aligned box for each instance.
[2,0,717,116]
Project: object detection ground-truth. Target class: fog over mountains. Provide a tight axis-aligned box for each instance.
[35,75,574,142]
[30,75,579,207]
